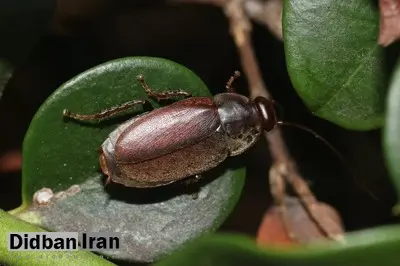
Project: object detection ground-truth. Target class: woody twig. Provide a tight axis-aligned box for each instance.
[170,0,344,241]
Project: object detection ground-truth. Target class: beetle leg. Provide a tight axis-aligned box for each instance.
[136,74,192,101]
[225,71,241,93]
[183,174,202,200]
[99,151,113,188]
[104,176,112,187]
[183,175,201,185]
[63,99,150,121]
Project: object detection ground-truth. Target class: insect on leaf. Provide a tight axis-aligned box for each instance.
[18,57,246,262]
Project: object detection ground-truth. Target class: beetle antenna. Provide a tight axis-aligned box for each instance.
[276,121,344,162]
[271,100,285,120]
[276,120,378,200]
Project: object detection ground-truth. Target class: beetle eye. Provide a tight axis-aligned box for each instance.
[254,96,276,132]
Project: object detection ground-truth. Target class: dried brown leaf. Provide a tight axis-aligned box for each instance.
[256,196,344,246]
[379,0,400,46]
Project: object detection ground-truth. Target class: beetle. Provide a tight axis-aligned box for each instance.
[62,71,334,188]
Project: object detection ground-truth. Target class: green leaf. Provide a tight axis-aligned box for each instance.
[156,226,400,266]
[384,59,400,213]
[283,0,386,130]
[0,209,114,266]
[18,57,246,262]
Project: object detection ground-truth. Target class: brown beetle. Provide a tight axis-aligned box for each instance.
[62,71,333,188]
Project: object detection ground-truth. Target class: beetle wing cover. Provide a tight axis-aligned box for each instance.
[112,132,229,187]
[115,97,221,163]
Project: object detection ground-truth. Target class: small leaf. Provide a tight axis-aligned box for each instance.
[256,197,343,246]
[283,0,386,130]
[384,59,400,212]
[156,226,400,266]
[18,57,246,262]
[0,209,114,266]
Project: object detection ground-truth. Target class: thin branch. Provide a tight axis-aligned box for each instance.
[223,0,288,162]
[168,0,283,40]
[243,0,283,40]
[171,0,344,241]
[226,0,343,241]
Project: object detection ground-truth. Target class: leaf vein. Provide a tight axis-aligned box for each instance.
[313,45,378,113]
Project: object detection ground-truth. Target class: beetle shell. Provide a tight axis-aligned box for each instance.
[100,94,263,188]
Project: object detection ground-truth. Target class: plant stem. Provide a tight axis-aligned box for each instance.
[168,0,283,40]
[171,0,344,241]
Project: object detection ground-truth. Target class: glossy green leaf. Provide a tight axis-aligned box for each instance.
[18,57,246,262]
[0,209,114,266]
[156,226,400,266]
[283,0,386,130]
[384,59,400,212]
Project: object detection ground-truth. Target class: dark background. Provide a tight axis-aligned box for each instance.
[0,0,397,238]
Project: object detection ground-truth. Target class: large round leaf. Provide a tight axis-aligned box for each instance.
[156,226,400,266]
[384,59,400,212]
[283,0,386,130]
[17,57,246,262]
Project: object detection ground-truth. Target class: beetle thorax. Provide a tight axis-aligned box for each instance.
[214,93,263,156]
